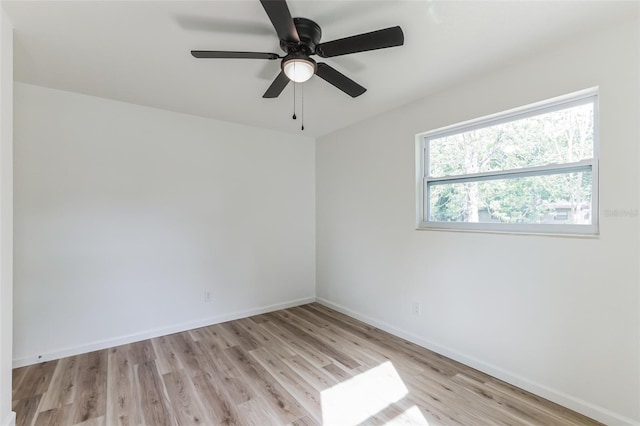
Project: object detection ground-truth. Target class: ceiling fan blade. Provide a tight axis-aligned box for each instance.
[191,51,280,60]
[263,71,290,98]
[316,26,404,58]
[315,63,366,98]
[260,0,300,44]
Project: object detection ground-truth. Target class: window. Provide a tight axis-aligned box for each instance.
[416,88,598,235]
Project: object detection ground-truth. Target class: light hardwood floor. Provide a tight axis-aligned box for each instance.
[12,303,601,425]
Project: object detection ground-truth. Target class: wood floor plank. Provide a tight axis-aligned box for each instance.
[223,345,307,424]
[72,350,107,424]
[322,362,352,382]
[250,347,323,423]
[484,378,595,426]
[193,340,256,405]
[254,323,306,360]
[12,361,58,401]
[267,311,361,370]
[284,309,387,371]
[283,355,338,392]
[11,366,30,401]
[236,396,284,426]
[105,347,139,426]
[301,304,477,379]
[205,323,239,349]
[451,372,561,425]
[33,404,74,426]
[187,327,211,343]
[291,307,395,366]
[260,321,335,369]
[135,361,175,426]
[287,415,320,426]
[73,415,106,426]
[219,321,261,351]
[191,374,243,425]
[39,356,79,411]
[11,394,41,426]
[129,340,155,366]
[151,336,185,376]
[162,369,212,425]
[234,318,277,347]
[12,303,603,426]
[405,368,520,425]
[165,333,203,377]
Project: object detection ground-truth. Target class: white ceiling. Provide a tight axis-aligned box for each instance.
[3,0,637,137]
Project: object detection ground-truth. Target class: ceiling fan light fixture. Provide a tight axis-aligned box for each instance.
[283,57,316,83]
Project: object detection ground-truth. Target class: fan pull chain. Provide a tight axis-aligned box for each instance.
[301,83,304,131]
[292,83,297,120]
[292,63,297,120]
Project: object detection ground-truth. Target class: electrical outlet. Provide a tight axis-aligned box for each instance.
[412,301,421,316]
[204,290,212,302]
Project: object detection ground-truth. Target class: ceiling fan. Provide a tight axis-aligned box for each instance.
[191,0,404,99]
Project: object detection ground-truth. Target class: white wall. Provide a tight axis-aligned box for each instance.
[316,15,639,425]
[0,6,15,426]
[13,83,315,366]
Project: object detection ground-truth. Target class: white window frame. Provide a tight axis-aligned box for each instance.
[415,88,599,236]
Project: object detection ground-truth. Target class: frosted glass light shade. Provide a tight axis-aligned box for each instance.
[283,59,315,83]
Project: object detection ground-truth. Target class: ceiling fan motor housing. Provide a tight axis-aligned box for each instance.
[280,17,322,55]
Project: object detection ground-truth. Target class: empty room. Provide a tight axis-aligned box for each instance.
[1,0,639,425]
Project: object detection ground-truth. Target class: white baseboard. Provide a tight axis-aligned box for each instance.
[1,412,15,426]
[316,297,639,426]
[13,296,316,369]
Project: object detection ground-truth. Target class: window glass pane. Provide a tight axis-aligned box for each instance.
[428,102,594,177]
[428,171,592,225]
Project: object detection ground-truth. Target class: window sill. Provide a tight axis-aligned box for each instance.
[415,222,599,238]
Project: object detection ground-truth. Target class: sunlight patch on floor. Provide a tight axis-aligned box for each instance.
[321,361,421,425]
[384,405,430,425]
